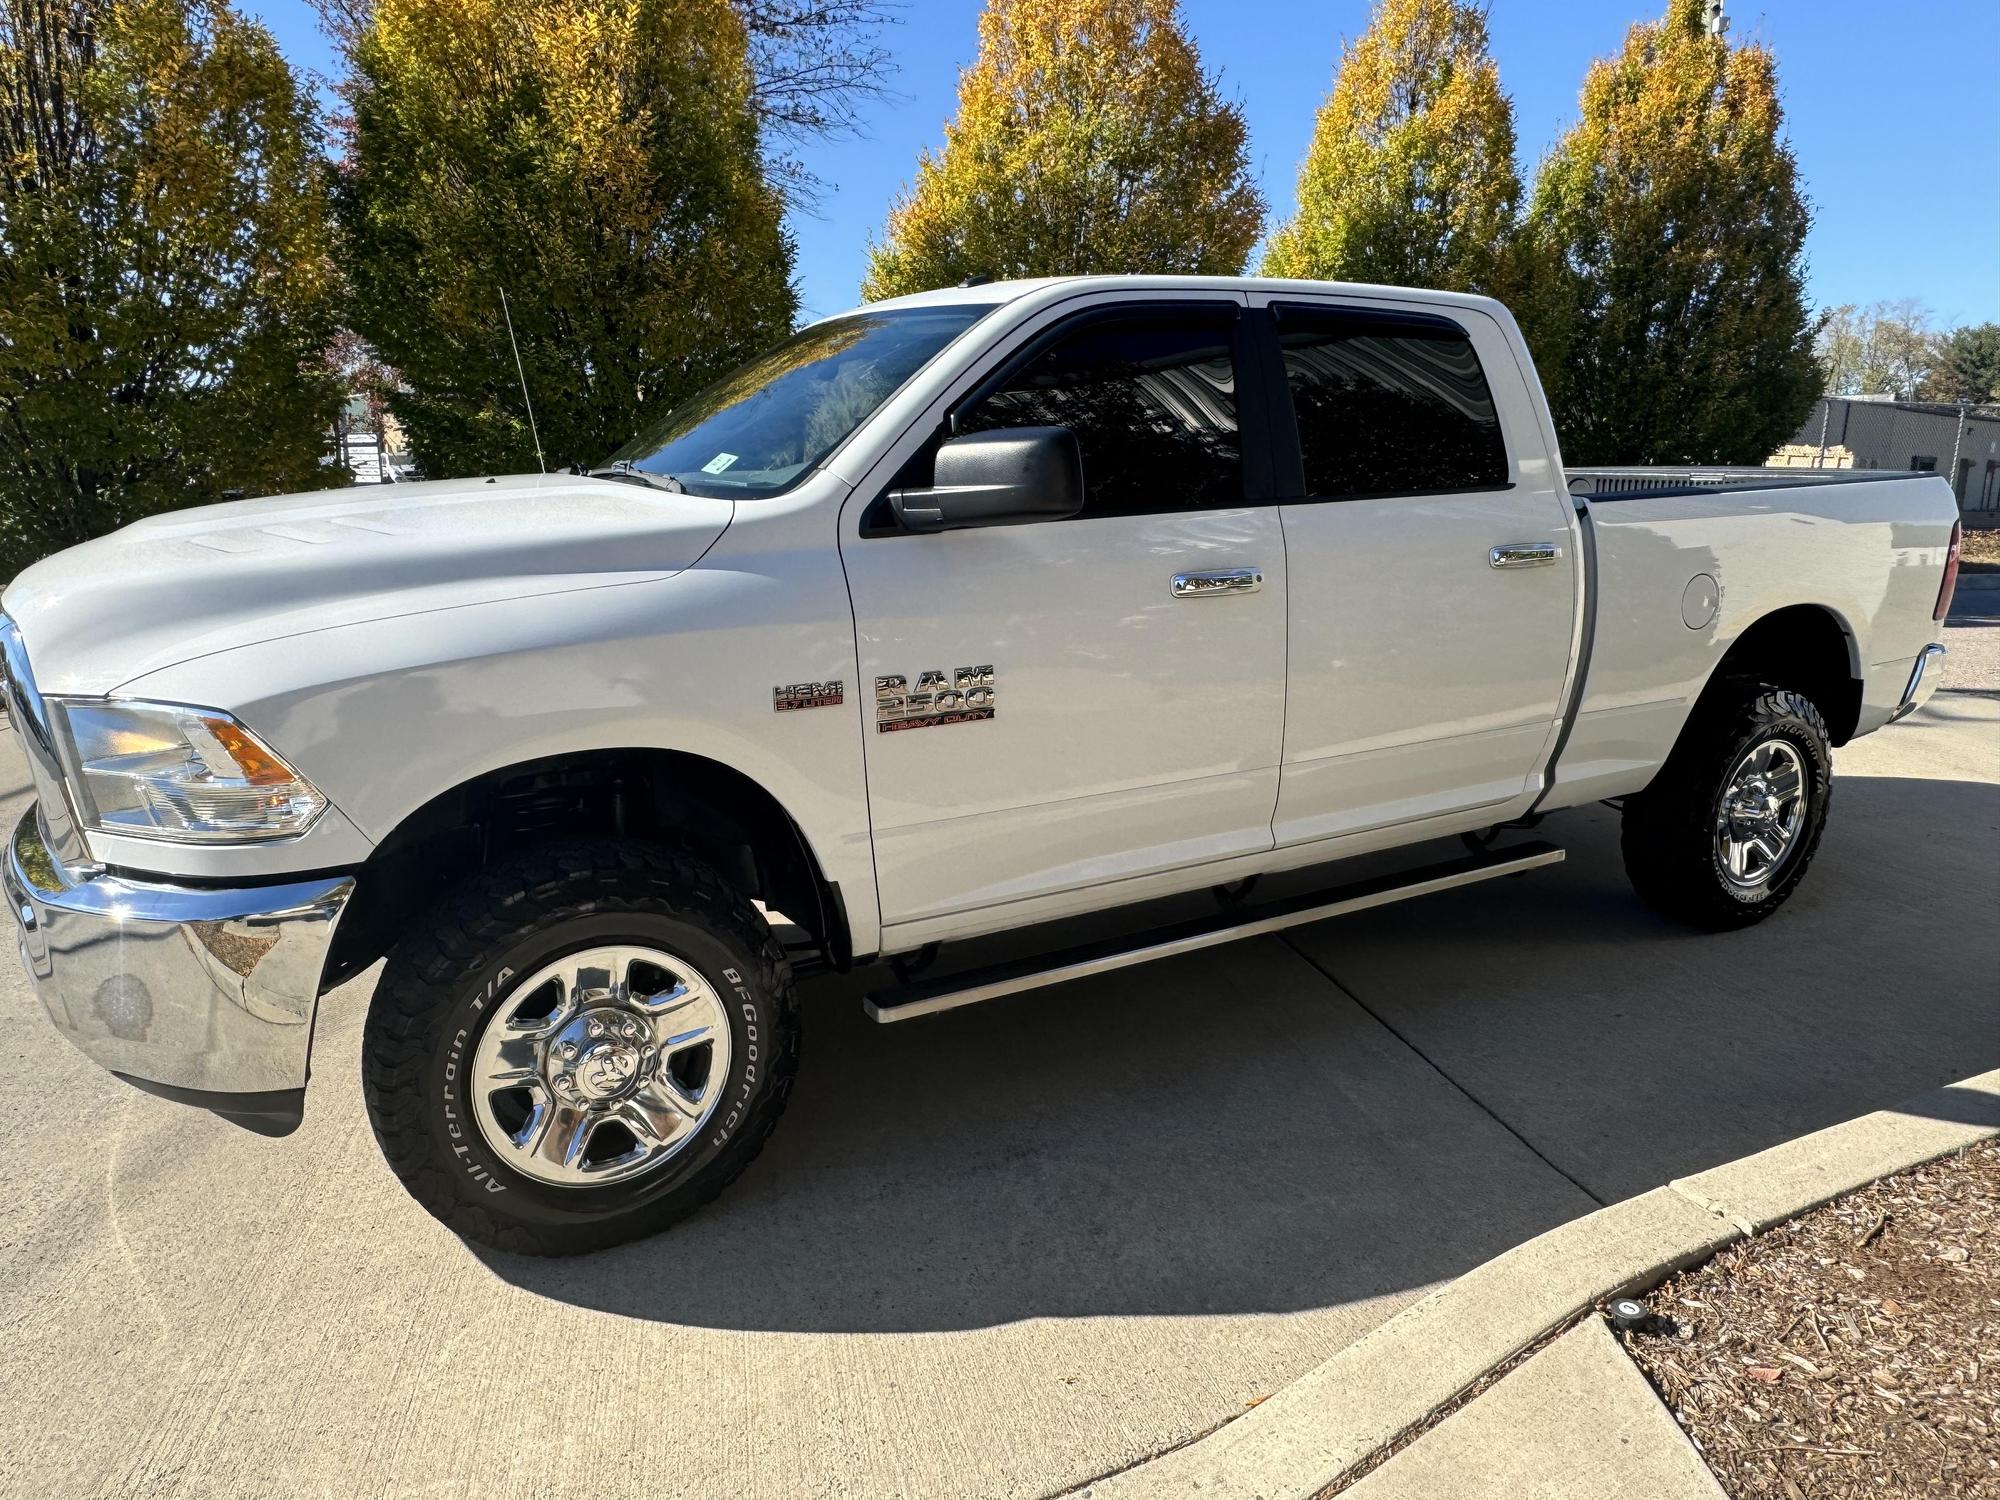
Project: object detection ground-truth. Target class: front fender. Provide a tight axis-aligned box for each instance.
[122,536,878,953]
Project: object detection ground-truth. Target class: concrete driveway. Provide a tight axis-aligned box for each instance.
[4,600,1995,1500]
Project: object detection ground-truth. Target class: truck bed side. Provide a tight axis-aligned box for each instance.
[1544,469,1957,809]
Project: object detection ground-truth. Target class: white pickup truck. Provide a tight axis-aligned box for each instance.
[2,276,1963,1254]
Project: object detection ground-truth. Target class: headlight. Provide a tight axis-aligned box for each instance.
[51,699,327,844]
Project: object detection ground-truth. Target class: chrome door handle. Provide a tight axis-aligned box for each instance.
[1171,568,1264,598]
[1490,542,1562,570]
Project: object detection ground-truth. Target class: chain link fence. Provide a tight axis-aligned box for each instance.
[1771,395,2000,514]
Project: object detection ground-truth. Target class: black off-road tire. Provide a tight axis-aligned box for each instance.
[1620,681,1833,931]
[361,840,798,1255]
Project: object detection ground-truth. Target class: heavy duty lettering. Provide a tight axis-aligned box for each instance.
[875,665,995,732]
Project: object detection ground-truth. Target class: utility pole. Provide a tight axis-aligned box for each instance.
[1703,1,1728,37]
[1815,398,1831,468]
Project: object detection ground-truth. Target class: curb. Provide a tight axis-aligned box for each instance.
[1072,1066,2000,1499]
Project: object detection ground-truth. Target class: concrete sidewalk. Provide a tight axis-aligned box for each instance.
[1343,1320,1726,1500]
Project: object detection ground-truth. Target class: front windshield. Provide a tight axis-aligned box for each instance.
[606,304,993,497]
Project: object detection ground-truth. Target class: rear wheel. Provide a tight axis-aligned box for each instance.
[1621,681,1833,931]
[361,841,798,1255]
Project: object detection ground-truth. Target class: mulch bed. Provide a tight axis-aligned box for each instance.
[1958,528,2000,570]
[1622,1140,1999,1499]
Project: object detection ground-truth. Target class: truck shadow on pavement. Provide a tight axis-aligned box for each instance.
[484,772,1998,1334]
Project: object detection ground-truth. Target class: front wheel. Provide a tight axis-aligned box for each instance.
[361,842,799,1255]
[1621,681,1833,931]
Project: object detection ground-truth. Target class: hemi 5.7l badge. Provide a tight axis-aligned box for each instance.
[876,666,995,732]
[773,681,844,712]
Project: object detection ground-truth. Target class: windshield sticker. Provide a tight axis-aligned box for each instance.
[701,452,740,474]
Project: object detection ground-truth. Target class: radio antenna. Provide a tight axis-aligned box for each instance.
[499,287,545,474]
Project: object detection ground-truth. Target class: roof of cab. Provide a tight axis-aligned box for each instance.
[848,274,1508,319]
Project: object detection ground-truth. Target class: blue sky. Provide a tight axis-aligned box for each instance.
[249,0,1999,326]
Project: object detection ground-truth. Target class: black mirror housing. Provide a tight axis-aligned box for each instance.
[890,426,1083,532]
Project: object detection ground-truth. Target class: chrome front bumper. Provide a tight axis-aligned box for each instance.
[5,806,353,1134]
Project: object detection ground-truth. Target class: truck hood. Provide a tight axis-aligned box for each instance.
[2,474,734,695]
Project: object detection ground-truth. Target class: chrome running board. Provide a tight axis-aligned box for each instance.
[864,841,1565,1023]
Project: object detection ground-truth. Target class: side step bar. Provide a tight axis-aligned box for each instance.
[864,840,1564,1024]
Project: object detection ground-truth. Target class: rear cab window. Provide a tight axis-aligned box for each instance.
[1269,303,1510,500]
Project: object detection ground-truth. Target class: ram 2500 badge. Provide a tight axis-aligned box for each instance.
[1,276,1961,1253]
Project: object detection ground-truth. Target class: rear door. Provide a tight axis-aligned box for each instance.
[1249,294,1580,845]
[840,295,1289,929]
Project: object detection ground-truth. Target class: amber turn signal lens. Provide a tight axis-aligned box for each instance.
[199,715,293,786]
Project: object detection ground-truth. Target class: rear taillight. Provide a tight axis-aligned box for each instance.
[1934,520,1962,621]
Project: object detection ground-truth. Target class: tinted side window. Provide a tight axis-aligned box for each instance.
[1276,306,1508,498]
[955,310,1242,517]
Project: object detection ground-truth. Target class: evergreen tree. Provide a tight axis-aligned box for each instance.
[1929,323,2000,404]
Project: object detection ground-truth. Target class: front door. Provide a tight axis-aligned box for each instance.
[1249,294,1581,845]
[841,298,1288,930]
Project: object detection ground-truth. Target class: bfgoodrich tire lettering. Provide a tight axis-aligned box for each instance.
[362,841,799,1255]
[1620,680,1833,931]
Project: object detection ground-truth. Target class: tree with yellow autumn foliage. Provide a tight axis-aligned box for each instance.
[1520,0,1819,465]
[338,0,796,477]
[862,0,1262,300]
[311,0,896,208]
[0,0,345,578]
[1263,0,1518,295]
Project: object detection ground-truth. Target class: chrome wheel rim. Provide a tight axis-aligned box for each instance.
[1714,739,1808,891]
[468,945,732,1189]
